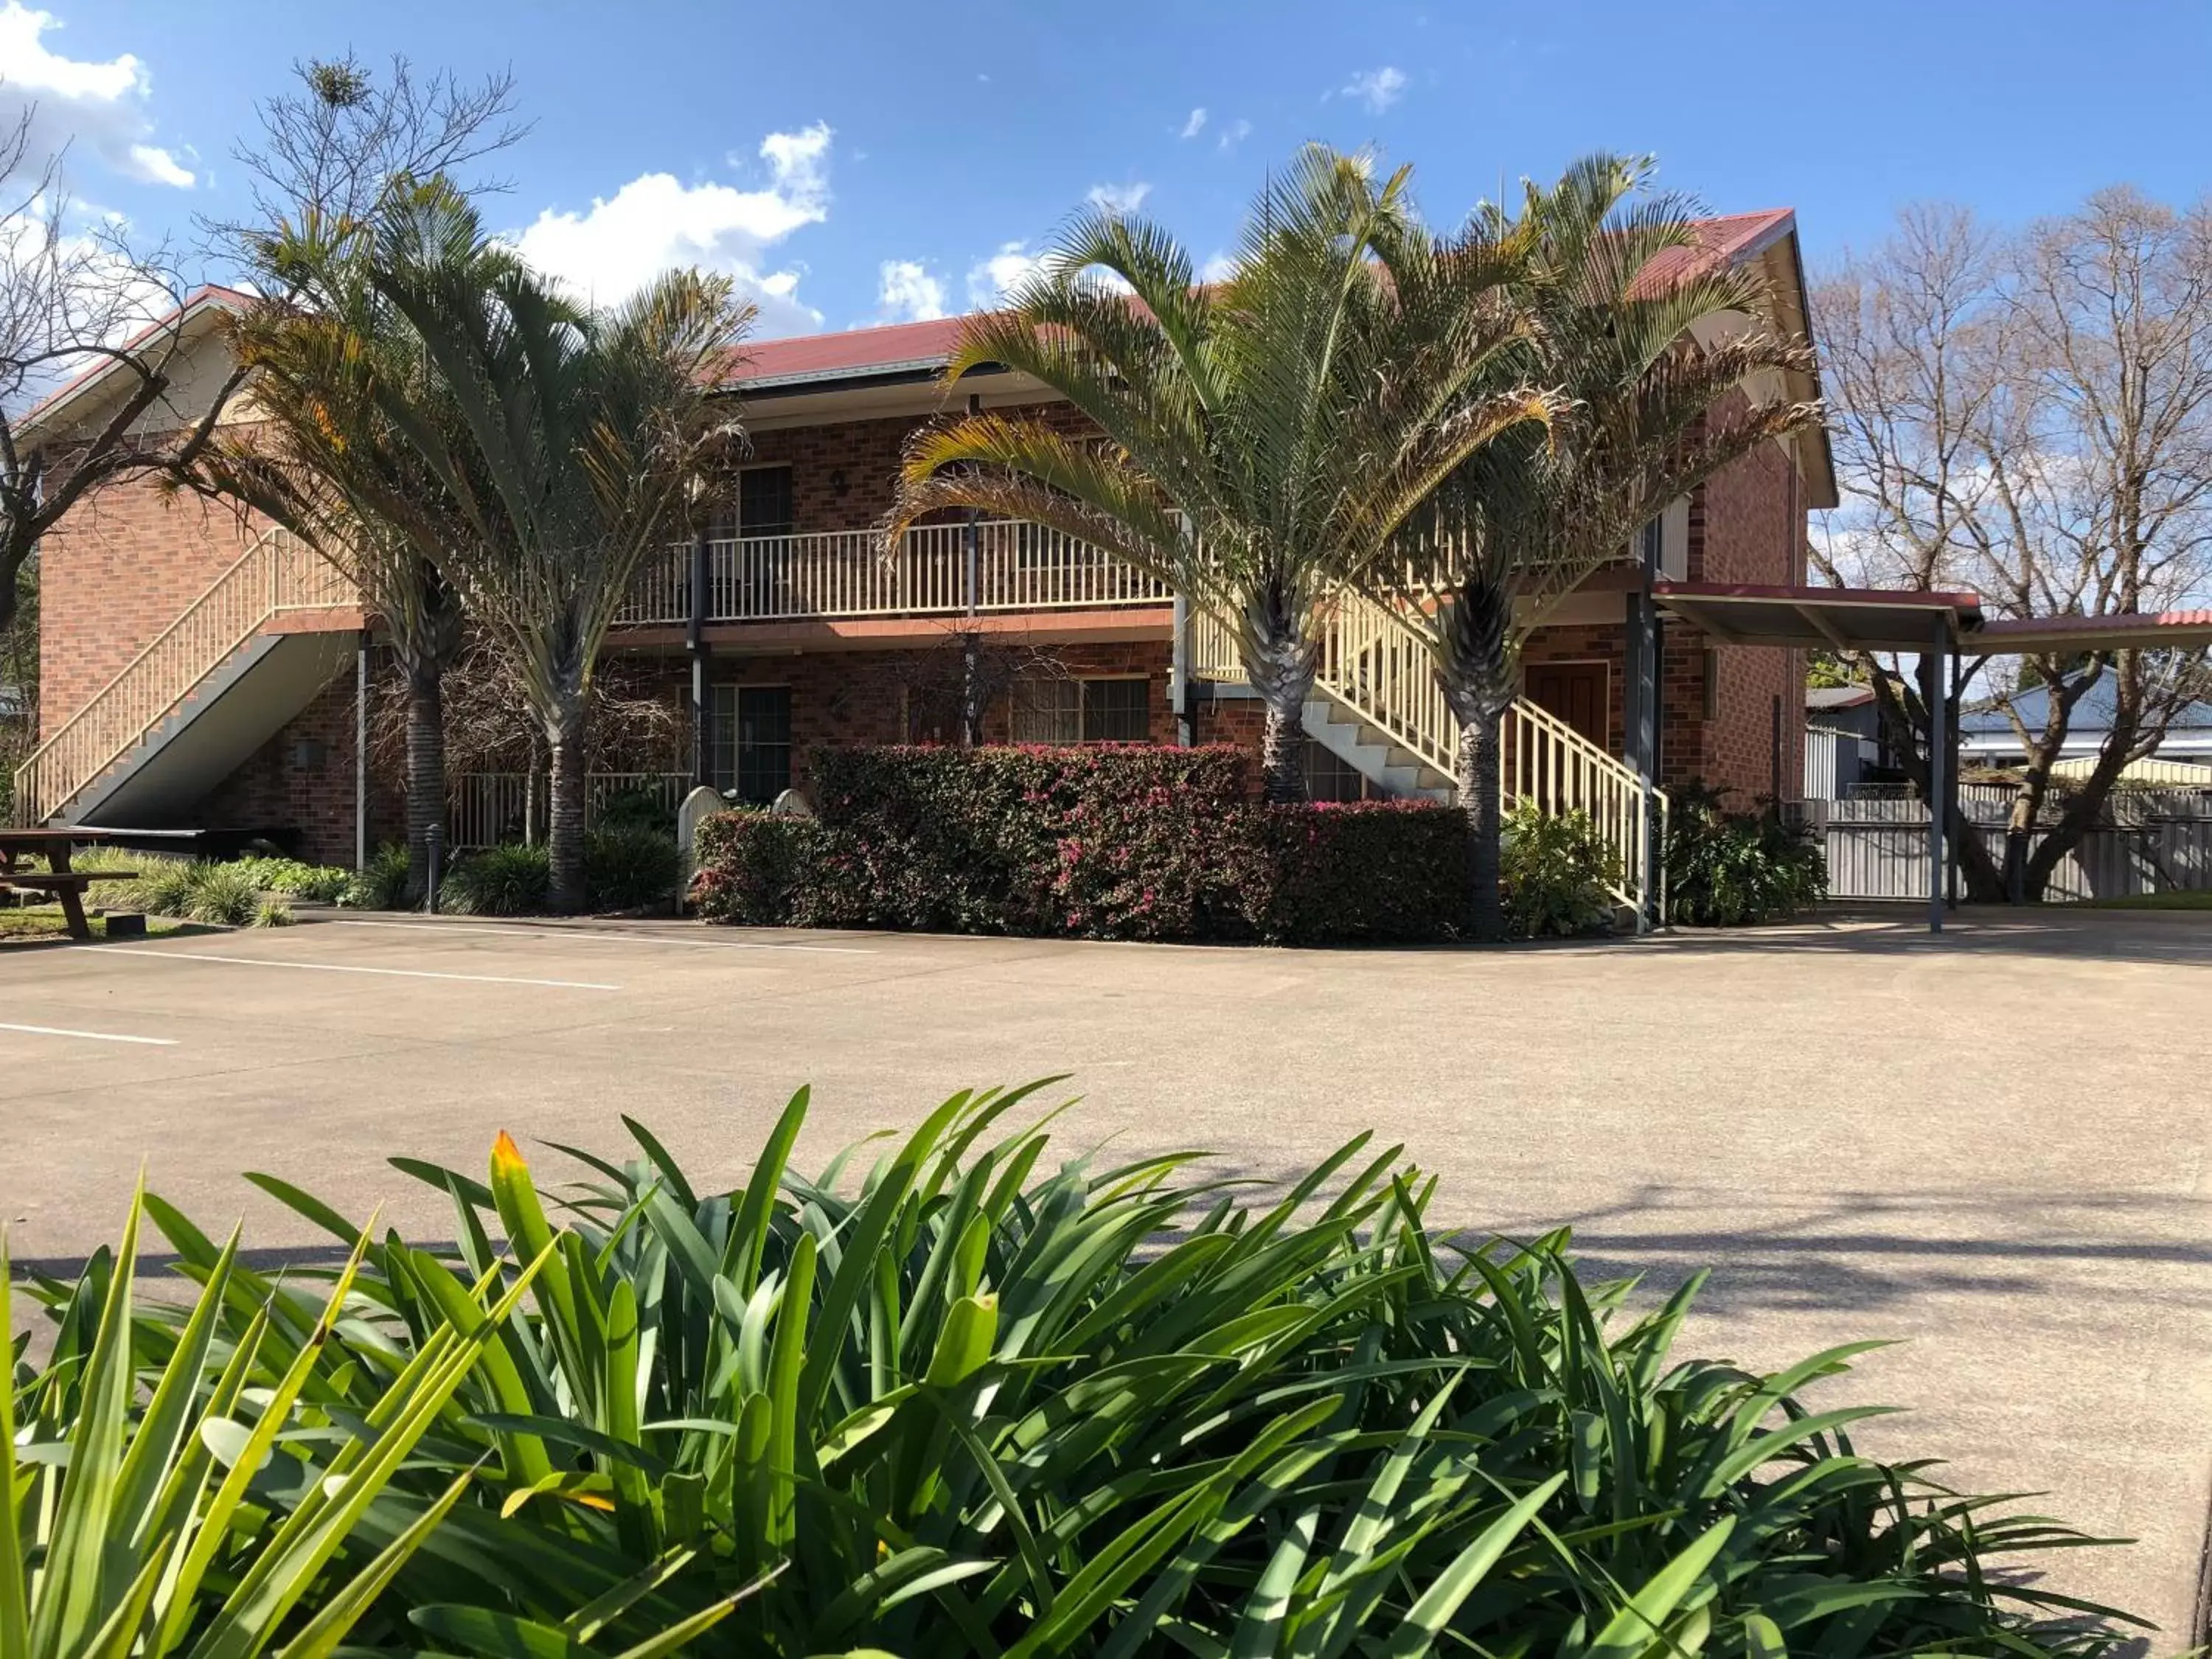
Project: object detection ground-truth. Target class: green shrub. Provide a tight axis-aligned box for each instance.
[437,841,550,915]
[1665,784,1828,926]
[254,894,296,926]
[593,782,678,836]
[807,742,1254,937]
[1243,799,1473,943]
[72,1084,2137,1655]
[4,1192,721,1655]
[696,746,1471,943]
[1501,803,1623,938]
[342,840,413,910]
[228,853,354,902]
[690,809,824,923]
[585,821,683,911]
[177,860,262,925]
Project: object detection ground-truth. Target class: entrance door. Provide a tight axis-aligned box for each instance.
[1526,662,1607,746]
[1520,662,1609,813]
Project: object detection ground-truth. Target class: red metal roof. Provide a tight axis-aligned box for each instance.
[725,315,973,388]
[23,212,1809,418]
[1626,209,1795,299]
[724,209,1803,389]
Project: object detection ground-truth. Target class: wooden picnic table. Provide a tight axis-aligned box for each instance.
[0,827,136,942]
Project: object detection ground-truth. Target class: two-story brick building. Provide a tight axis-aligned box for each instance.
[14,209,1834,912]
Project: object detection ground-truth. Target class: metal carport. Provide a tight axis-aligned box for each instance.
[1650,582,2212,932]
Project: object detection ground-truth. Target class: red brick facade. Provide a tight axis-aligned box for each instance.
[38,472,267,733]
[33,403,1815,852]
[198,664,406,866]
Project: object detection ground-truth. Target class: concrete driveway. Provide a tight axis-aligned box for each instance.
[4,905,2209,1641]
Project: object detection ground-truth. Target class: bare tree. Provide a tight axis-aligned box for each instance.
[1813,192,2212,900]
[0,108,249,641]
[200,52,529,260]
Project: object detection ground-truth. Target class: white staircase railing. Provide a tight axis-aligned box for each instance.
[10,526,354,824]
[1189,593,1666,915]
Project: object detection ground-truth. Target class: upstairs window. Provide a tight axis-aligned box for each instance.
[739,465,795,539]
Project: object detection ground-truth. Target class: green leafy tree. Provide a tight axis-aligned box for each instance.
[357,181,748,909]
[891,147,1554,801]
[1377,156,1822,939]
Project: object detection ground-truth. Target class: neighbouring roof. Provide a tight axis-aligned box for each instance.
[1958,678,2212,737]
[1806,684,1876,711]
[2046,754,2212,785]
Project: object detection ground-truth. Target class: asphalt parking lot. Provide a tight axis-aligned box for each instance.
[4,906,2209,1640]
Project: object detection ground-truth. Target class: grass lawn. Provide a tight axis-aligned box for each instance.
[2072,889,2212,911]
[0,909,191,942]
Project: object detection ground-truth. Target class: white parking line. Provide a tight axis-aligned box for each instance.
[327,919,875,955]
[0,1020,178,1046]
[102,947,620,991]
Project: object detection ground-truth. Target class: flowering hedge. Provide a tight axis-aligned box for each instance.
[691,744,1473,943]
[1242,799,1475,944]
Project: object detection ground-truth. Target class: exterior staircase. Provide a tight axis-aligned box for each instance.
[11,527,358,827]
[1189,590,1669,918]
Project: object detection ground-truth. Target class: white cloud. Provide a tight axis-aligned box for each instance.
[1217,118,1253,152]
[967,240,1044,308]
[1178,107,1207,139]
[875,257,947,323]
[1199,251,1236,284]
[1340,66,1409,113]
[1085,181,1150,216]
[513,122,832,331]
[0,3,195,187]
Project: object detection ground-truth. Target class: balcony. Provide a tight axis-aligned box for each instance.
[616,522,1172,629]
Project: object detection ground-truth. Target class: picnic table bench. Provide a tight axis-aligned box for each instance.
[0,828,138,942]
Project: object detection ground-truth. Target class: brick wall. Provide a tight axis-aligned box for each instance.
[39,470,267,733]
[1680,421,1808,804]
[197,661,405,866]
[734,401,1091,532]
[697,637,1175,795]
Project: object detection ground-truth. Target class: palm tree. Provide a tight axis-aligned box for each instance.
[1380,156,1823,940]
[889,147,1555,802]
[358,180,749,910]
[195,205,487,903]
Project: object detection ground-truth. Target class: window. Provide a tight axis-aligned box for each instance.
[1012,676,1150,744]
[709,685,793,804]
[739,465,795,538]
[1302,740,1377,802]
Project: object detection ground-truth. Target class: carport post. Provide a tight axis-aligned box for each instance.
[1924,611,1948,934]
[355,630,370,870]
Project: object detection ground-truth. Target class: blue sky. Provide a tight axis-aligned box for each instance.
[8,0,2210,338]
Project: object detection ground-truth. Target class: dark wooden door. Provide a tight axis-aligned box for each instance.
[1525,662,1607,746]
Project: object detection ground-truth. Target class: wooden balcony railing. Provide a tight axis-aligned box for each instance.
[617,522,1172,627]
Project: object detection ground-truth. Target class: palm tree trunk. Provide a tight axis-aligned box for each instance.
[1455,709,1506,942]
[1259,691,1308,803]
[1439,575,1517,942]
[546,696,588,914]
[403,658,445,905]
[1245,598,1315,804]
